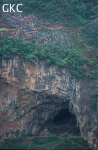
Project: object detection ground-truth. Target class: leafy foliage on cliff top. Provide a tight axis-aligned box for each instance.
[1,0,98,27]
[0,1,98,78]
[0,36,98,79]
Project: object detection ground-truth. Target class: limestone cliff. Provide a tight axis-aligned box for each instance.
[0,57,98,149]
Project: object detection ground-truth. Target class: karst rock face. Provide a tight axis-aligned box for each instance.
[0,57,98,149]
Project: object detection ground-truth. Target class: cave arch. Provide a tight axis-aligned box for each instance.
[24,93,80,137]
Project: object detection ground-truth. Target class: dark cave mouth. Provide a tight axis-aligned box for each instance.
[48,109,80,135]
[53,109,76,125]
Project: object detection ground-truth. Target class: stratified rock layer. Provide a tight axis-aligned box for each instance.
[0,57,98,149]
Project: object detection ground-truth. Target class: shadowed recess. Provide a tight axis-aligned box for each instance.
[50,109,80,135]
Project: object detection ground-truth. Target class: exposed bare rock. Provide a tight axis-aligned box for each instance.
[0,57,98,149]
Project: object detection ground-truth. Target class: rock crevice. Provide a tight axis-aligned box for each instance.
[0,57,98,149]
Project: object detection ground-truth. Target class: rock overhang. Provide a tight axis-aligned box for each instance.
[0,57,98,149]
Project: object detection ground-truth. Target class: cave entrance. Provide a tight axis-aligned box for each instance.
[53,109,76,125]
[48,109,80,135]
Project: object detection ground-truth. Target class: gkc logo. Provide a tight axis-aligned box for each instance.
[2,4,23,12]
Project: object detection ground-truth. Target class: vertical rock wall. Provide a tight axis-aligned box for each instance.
[0,57,98,149]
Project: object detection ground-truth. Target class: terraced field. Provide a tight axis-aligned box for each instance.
[0,12,81,43]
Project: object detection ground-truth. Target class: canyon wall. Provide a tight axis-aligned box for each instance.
[0,57,98,149]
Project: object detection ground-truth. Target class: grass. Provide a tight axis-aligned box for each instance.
[0,28,9,31]
[0,135,90,149]
[0,28,15,31]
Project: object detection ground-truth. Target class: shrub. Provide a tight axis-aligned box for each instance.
[15,130,20,137]
[91,92,98,97]
[2,0,98,27]
[49,74,55,79]
[89,93,98,110]
[89,99,97,110]
[0,36,97,79]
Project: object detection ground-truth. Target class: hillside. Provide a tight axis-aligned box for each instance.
[0,0,98,150]
[0,0,98,79]
[1,0,98,25]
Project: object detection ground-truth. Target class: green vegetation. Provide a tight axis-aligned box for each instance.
[0,135,90,149]
[19,68,25,71]
[89,99,97,110]
[0,1,98,79]
[15,112,20,117]
[15,130,20,137]
[93,121,98,125]
[1,0,98,27]
[0,36,98,79]
[91,92,98,97]
[89,92,98,110]
[49,74,55,79]
[0,28,9,31]
[0,1,97,149]
[80,23,98,46]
